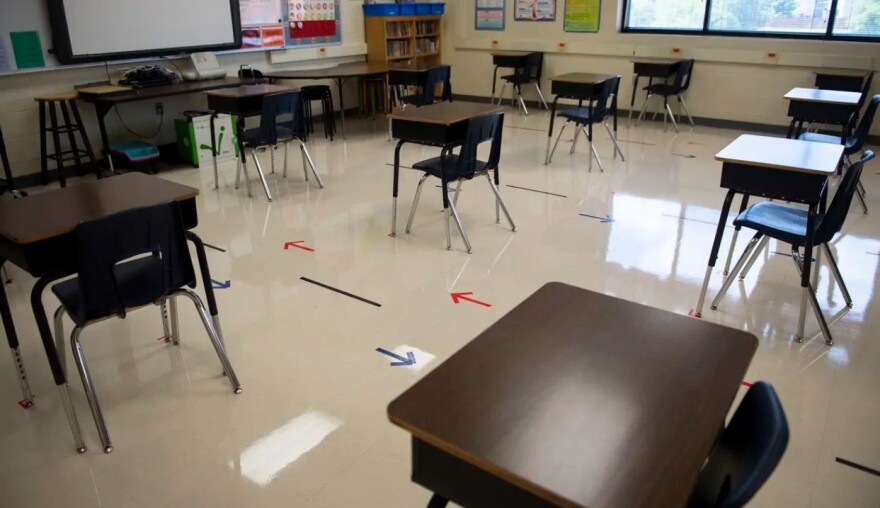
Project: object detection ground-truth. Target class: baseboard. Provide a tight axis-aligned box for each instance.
[450,93,880,145]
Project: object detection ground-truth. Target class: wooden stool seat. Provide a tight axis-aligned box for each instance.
[34,94,98,187]
[34,92,80,102]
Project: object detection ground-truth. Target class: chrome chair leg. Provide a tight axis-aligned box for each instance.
[270,145,276,174]
[444,207,452,250]
[300,142,324,188]
[590,141,605,173]
[603,122,625,161]
[238,155,253,198]
[251,149,273,202]
[172,288,243,392]
[812,245,822,291]
[160,300,171,343]
[823,243,853,308]
[406,174,429,234]
[636,94,652,125]
[453,179,462,206]
[496,84,507,106]
[711,233,763,309]
[723,229,740,275]
[447,194,472,253]
[300,144,308,181]
[485,172,516,231]
[856,186,869,214]
[739,236,769,280]
[791,249,809,342]
[535,83,549,109]
[58,384,86,453]
[70,326,114,453]
[679,96,696,127]
[53,306,66,377]
[548,123,568,164]
[234,156,242,189]
[169,296,180,345]
[283,141,289,178]
[665,103,679,133]
[570,125,580,155]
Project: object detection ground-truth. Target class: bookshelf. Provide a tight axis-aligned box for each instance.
[365,16,442,66]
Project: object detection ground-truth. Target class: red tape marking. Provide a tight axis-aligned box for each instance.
[741,381,753,387]
[17,400,32,409]
[688,309,701,318]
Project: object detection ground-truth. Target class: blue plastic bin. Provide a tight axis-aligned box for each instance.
[363,3,398,16]
[399,4,416,15]
[429,2,445,14]
[415,3,431,15]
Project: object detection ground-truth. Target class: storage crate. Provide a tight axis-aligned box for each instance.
[415,3,431,15]
[363,3,398,16]
[429,2,445,14]
[399,4,416,15]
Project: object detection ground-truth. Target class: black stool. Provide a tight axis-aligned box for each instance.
[300,85,337,141]
[34,93,99,187]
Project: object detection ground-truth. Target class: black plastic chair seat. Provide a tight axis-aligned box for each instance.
[241,126,293,146]
[558,107,605,124]
[643,83,678,96]
[733,202,822,248]
[412,155,488,179]
[401,94,432,107]
[798,132,858,154]
[500,73,535,85]
[52,256,165,326]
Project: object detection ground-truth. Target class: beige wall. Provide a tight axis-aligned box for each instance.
[442,0,879,134]
[0,1,368,178]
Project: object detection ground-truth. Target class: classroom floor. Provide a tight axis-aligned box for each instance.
[1,105,879,507]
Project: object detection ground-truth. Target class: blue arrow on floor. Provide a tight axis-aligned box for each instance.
[375,348,416,367]
[580,213,615,223]
[211,279,231,289]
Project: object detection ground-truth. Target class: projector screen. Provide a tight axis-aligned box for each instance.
[47,0,241,64]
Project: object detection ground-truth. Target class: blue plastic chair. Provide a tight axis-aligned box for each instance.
[799,94,879,214]
[51,201,242,453]
[712,151,875,345]
[406,112,515,253]
[498,52,549,114]
[236,91,323,202]
[686,381,789,508]
[637,59,695,132]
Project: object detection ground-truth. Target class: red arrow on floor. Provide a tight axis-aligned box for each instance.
[451,292,491,308]
[284,241,314,252]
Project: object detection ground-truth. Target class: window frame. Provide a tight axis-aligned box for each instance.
[620,0,880,42]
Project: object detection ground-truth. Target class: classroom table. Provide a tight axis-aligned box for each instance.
[490,51,531,103]
[694,135,843,344]
[388,282,758,508]
[783,87,862,140]
[629,58,684,122]
[78,78,258,172]
[544,73,619,165]
[205,84,293,195]
[813,69,871,93]
[0,173,221,451]
[387,101,501,237]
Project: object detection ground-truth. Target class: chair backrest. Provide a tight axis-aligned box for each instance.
[455,112,504,179]
[516,52,544,82]
[259,91,305,143]
[856,71,875,110]
[674,59,695,93]
[71,201,195,324]
[815,150,875,244]
[686,381,789,508]
[588,76,620,122]
[848,94,879,153]
[422,65,451,104]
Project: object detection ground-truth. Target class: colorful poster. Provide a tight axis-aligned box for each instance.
[262,26,286,47]
[242,28,263,48]
[10,31,45,69]
[515,0,556,21]
[240,0,284,25]
[476,0,505,30]
[564,0,600,32]
[286,0,340,46]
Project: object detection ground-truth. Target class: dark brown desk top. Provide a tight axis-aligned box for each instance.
[551,73,619,84]
[388,102,501,125]
[265,61,436,80]
[388,282,757,508]
[812,69,872,78]
[0,173,198,245]
[491,51,530,57]
[631,57,684,65]
[204,84,292,98]
[77,78,257,105]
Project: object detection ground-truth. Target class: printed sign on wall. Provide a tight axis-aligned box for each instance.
[515,0,556,21]
[564,0,600,32]
[476,0,505,30]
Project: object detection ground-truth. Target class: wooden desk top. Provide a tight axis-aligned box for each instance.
[77,78,256,105]
[266,61,435,80]
[389,282,757,508]
[784,87,862,105]
[204,84,292,98]
[631,57,684,65]
[0,173,198,245]
[715,134,843,175]
[388,102,501,125]
[551,73,618,84]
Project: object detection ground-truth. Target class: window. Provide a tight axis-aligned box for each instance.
[623,0,880,39]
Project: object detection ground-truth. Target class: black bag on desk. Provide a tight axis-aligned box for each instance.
[119,66,180,88]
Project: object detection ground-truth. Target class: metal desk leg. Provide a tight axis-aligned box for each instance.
[545,97,560,165]
[798,205,834,345]
[95,103,115,173]
[491,66,499,104]
[695,189,737,317]
[723,195,751,275]
[337,77,347,140]
[31,274,86,453]
[0,261,34,408]
[186,232,225,347]
[391,139,405,236]
[629,73,639,124]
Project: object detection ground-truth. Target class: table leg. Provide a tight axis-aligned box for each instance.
[786,118,796,139]
[95,103,115,173]
[694,189,737,317]
[723,195,751,275]
[31,273,87,452]
[545,97,560,165]
[186,232,225,347]
[0,261,34,408]
[337,77,347,140]
[798,205,834,345]
[491,66,499,104]
[391,139,405,236]
[210,111,219,189]
[428,494,449,508]
[628,73,639,124]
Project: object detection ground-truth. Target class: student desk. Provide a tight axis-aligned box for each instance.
[387,102,501,236]
[205,84,293,191]
[629,58,684,121]
[544,73,619,165]
[78,78,258,172]
[783,87,862,139]
[813,70,871,93]
[0,173,221,450]
[694,135,842,343]
[490,51,531,103]
[389,282,757,508]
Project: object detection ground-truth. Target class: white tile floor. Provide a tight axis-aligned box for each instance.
[1,106,879,507]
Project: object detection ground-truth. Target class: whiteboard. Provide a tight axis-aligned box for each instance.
[240,0,285,26]
[48,0,241,64]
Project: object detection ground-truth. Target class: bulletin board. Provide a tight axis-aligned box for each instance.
[236,0,342,50]
[476,0,506,31]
